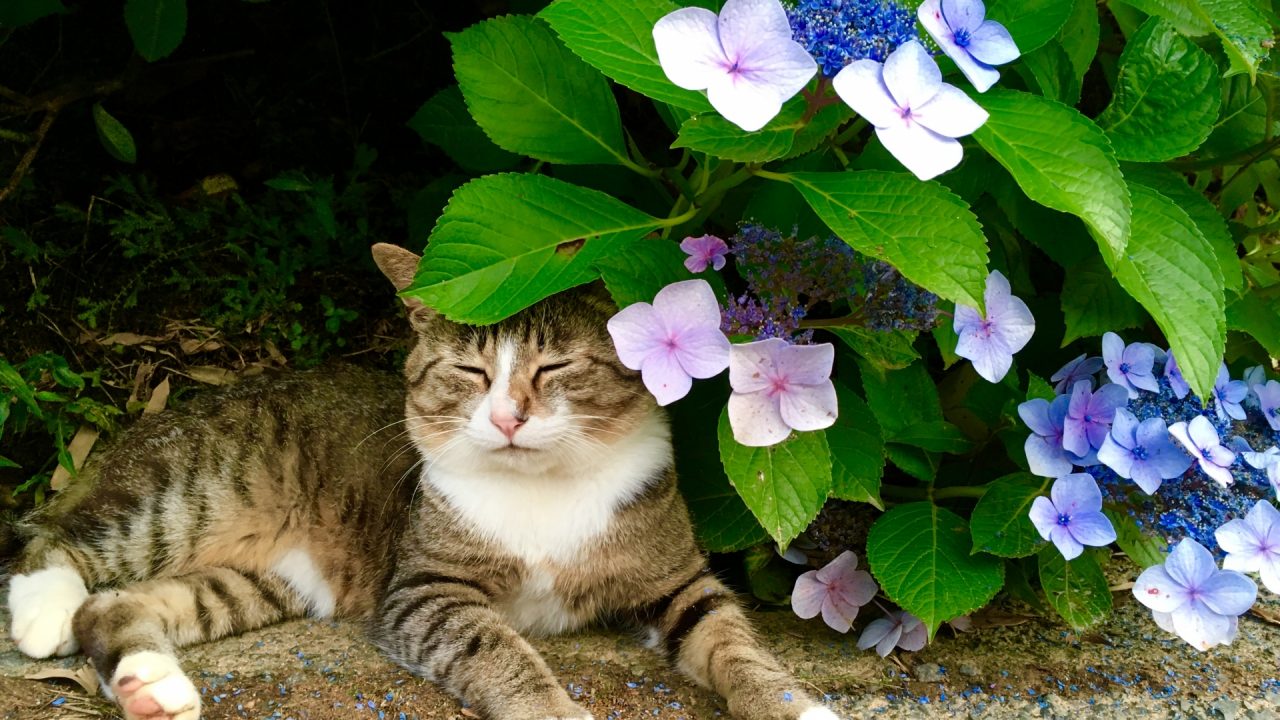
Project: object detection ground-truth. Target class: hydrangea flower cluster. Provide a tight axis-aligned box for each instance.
[1018,331,1280,650]
[652,0,1020,178]
[719,224,937,341]
[786,0,918,75]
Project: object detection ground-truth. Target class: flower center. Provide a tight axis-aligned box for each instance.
[1132,445,1149,461]
[1057,513,1071,526]
[899,106,914,125]
[953,28,971,47]
[727,59,742,76]
[1270,407,1278,418]
[1083,414,1093,423]
[768,375,791,398]
[1119,362,1131,374]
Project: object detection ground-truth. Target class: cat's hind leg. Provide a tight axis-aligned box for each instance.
[643,571,841,720]
[73,567,309,720]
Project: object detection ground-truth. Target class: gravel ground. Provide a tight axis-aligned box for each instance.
[5,575,1280,720]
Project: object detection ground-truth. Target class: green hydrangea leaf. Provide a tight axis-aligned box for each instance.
[867,502,1005,638]
[595,239,721,308]
[973,89,1130,265]
[1106,184,1225,401]
[1104,507,1167,568]
[0,0,66,28]
[827,384,885,509]
[986,0,1074,55]
[1227,288,1280,359]
[717,408,833,547]
[1060,255,1147,345]
[1114,0,1270,79]
[403,173,664,324]
[970,474,1050,558]
[673,379,769,553]
[1097,19,1221,162]
[1122,164,1241,293]
[778,170,989,310]
[829,326,920,371]
[449,16,630,166]
[539,0,712,112]
[1037,547,1113,631]
[407,86,522,174]
[124,0,187,61]
[92,103,137,164]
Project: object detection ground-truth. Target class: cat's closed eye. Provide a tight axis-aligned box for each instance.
[533,361,571,385]
[453,365,490,388]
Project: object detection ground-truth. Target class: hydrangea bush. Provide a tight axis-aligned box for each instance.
[403,0,1280,652]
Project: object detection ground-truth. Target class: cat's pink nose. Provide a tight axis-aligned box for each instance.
[490,411,525,440]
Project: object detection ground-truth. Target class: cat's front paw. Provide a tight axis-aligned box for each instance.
[7,567,89,658]
[110,651,200,720]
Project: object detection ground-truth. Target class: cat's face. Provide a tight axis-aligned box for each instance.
[401,288,654,472]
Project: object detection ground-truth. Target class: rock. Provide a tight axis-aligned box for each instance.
[914,663,945,683]
[959,663,981,677]
[1214,698,1243,720]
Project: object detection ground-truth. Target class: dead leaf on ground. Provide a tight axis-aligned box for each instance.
[49,425,100,491]
[25,664,99,695]
[179,337,223,354]
[263,339,287,366]
[185,366,236,385]
[1251,605,1280,626]
[127,361,155,405]
[143,376,171,415]
[964,608,1035,629]
[97,332,167,347]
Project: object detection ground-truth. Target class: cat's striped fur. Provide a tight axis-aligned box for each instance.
[7,243,840,720]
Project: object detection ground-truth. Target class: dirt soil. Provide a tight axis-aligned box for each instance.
[3,579,1280,720]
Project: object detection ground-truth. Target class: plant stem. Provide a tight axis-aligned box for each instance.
[656,201,700,229]
[798,311,862,329]
[697,165,754,204]
[834,118,868,146]
[879,483,991,501]
[752,168,790,183]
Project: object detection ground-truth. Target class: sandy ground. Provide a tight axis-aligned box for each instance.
[4,577,1280,720]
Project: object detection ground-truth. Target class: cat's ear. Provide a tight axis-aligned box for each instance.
[371,243,435,328]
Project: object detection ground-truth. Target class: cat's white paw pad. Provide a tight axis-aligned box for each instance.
[7,567,88,658]
[799,707,841,720]
[111,652,200,720]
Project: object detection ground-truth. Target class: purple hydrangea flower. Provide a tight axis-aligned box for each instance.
[1062,380,1129,458]
[680,234,730,273]
[787,0,918,75]
[1168,415,1236,488]
[1029,473,1117,560]
[607,280,730,406]
[951,270,1035,384]
[791,550,878,632]
[831,40,988,180]
[1050,353,1103,394]
[1096,408,1192,495]
[1229,437,1278,471]
[1217,500,1280,595]
[1212,363,1249,423]
[1102,332,1159,399]
[653,0,818,132]
[916,0,1019,93]
[1018,395,1073,477]
[727,337,837,446]
[1133,538,1257,651]
[1164,349,1191,400]
[856,610,927,656]
[1255,379,1280,432]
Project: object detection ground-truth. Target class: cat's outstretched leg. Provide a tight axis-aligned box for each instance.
[375,570,592,720]
[73,567,309,720]
[8,537,98,658]
[643,571,842,720]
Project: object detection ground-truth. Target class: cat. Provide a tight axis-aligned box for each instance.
[6,243,842,720]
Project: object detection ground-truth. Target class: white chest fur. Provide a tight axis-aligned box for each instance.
[422,411,671,566]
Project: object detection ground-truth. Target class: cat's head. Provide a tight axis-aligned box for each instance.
[372,243,660,474]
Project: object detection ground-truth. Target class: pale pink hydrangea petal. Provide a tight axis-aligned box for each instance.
[941,0,984,32]
[652,8,726,90]
[897,613,928,651]
[830,60,901,127]
[778,382,838,432]
[953,270,1035,383]
[912,85,989,138]
[653,0,816,132]
[918,0,1001,92]
[1171,600,1232,651]
[881,41,941,110]
[815,549,859,583]
[790,570,827,619]
[968,22,1020,65]
[1133,565,1185,614]
[777,343,835,386]
[876,124,963,182]
[728,337,785,394]
[639,349,694,407]
[728,389,790,446]
[606,303,662,370]
[679,234,729,273]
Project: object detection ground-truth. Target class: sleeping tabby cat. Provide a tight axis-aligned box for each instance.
[7,243,842,720]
